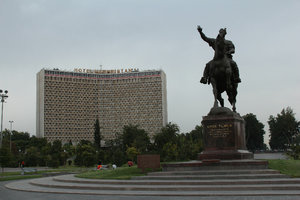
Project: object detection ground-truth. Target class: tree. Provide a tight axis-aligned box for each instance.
[243,113,265,152]
[11,131,30,153]
[126,146,139,162]
[183,125,204,160]
[41,143,52,166]
[111,148,126,167]
[63,142,75,158]
[269,107,299,150]
[103,135,127,166]
[188,125,203,142]
[290,145,300,160]
[0,146,12,172]
[24,146,39,166]
[176,134,188,160]
[162,142,179,161]
[122,124,150,154]
[29,136,47,151]
[94,118,101,150]
[51,140,63,167]
[154,123,179,152]
[11,131,30,141]
[74,140,96,167]
[154,123,180,161]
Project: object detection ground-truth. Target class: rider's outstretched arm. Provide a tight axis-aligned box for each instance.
[197,26,214,46]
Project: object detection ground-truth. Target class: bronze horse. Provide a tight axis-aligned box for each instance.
[198,27,238,112]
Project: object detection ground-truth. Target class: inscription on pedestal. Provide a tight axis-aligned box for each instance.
[204,122,234,149]
[207,123,232,138]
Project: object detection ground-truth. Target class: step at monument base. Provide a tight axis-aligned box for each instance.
[161,159,268,171]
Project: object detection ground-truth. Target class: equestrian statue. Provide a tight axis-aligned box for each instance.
[197,26,241,112]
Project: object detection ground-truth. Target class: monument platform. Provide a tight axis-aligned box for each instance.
[198,107,253,160]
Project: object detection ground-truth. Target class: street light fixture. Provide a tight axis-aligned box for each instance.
[0,89,8,148]
[9,120,14,152]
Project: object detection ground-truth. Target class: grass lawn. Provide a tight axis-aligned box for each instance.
[268,159,300,177]
[75,166,147,180]
[76,160,300,180]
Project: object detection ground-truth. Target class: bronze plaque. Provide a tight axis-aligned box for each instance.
[204,122,235,149]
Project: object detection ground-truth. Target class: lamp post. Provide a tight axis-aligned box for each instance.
[0,89,8,148]
[9,120,14,152]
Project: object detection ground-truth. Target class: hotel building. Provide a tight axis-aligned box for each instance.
[36,68,167,144]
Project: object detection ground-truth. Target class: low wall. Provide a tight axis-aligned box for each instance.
[137,154,160,172]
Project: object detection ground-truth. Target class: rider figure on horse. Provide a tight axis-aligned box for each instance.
[197,26,241,85]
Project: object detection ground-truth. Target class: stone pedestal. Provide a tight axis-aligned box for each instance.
[198,107,253,160]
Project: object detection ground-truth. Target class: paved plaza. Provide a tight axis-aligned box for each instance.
[254,153,288,160]
[0,181,298,200]
[2,153,298,200]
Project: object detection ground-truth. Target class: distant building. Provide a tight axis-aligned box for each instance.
[36,68,167,144]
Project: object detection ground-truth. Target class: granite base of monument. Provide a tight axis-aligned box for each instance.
[198,107,253,160]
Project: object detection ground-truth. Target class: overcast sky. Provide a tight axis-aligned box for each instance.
[0,0,299,145]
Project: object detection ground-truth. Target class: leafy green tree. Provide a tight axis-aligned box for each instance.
[96,149,106,164]
[111,148,126,167]
[185,125,204,159]
[51,140,62,154]
[48,154,60,168]
[1,129,11,141]
[29,136,47,151]
[63,142,75,158]
[126,146,139,162]
[41,143,52,166]
[162,142,179,161]
[154,123,179,153]
[11,131,30,153]
[0,130,58,167]
[153,123,204,161]
[42,140,63,167]
[176,134,190,160]
[78,140,92,146]
[122,124,150,153]
[75,140,96,167]
[94,118,101,150]
[11,130,30,141]
[24,146,39,166]
[81,149,96,167]
[290,145,300,159]
[103,136,126,166]
[243,113,265,152]
[188,125,203,141]
[171,125,204,161]
[269,107,299,150]
[0,146,12,172]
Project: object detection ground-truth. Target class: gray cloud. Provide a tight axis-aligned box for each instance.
[0,0,299,146]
